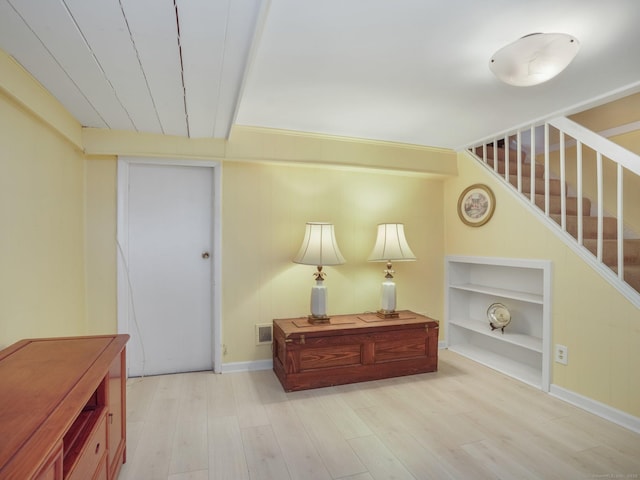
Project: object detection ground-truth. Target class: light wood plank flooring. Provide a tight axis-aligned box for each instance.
[119,349,640,480]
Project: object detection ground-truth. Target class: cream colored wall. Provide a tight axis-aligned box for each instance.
[0,89,86,348]
[82,126,456,362]
[221,161,444,363]
[445,152,640,417]
[227,126,457,176]
[0,51,81,148]
[569,92,640,133]
[81,150,446,363]
[85,155,118,334]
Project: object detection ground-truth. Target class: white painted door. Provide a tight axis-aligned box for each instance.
[124,163,213,377]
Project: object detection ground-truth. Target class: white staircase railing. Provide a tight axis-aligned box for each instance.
[467,117,640,307]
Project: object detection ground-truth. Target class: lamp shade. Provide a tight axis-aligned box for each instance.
[489,33,580,87]
[293,222,345,266]
[368,223,416,262]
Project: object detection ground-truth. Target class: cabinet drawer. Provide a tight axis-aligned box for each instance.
[67,413,107,480]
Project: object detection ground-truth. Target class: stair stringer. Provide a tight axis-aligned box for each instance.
[465,149,640,309]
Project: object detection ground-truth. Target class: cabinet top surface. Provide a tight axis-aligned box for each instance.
[274,310,438,337]
[0,334,129,476]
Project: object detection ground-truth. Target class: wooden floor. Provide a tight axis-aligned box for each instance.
[119,349,640,480]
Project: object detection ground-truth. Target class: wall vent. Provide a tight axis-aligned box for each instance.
[255,323,273,345]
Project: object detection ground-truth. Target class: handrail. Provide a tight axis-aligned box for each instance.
[548,117,640,176]
[467,116,640,303]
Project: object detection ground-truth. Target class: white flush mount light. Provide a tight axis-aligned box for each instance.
[489,33,580,87]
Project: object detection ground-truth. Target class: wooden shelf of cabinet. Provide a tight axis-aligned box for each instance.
[0,334,129,480]
[449,317,542,352]
[445,256,551,391]
[447,343,542,388]
[449,283,544,304]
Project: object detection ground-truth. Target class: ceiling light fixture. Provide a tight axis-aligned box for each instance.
[489,33,580,87]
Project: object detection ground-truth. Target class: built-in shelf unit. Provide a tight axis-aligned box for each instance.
[445,256,552,390]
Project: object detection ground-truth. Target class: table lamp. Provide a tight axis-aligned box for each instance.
[368,223,416,318]
[293,222,345,324]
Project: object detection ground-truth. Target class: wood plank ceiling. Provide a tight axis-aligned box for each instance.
[0,0,260,138]
[1,0,639,149]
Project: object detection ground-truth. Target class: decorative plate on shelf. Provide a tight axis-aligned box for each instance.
[487,302,511,333]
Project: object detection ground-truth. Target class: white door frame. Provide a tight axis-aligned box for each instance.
[116,157,223,373]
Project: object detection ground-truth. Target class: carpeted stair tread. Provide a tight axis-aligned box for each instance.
[511,176,563,195]
[535,194,591,215]
[551,214,618,239]
[583,239,640,265]
[487,159,545,179]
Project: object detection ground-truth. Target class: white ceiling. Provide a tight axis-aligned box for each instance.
[1,0,639,150]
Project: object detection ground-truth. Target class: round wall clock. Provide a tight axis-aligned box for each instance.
[457,184,496,227]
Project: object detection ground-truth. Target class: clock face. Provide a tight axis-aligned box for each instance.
[487,303,511,328]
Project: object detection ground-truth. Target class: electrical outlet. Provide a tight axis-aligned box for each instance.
[554,344,568,365]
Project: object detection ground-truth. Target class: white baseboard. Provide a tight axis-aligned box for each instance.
[550,384,640,434]
[220,359,273,373]
[438,340,447,349]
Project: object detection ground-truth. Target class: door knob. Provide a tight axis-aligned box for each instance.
[202,252,210,259]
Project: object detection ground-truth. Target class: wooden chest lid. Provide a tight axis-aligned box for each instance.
[273,310,438,339]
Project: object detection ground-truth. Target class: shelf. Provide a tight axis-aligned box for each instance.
[449,283,543,304]
[63,406,106,476]
[447,344,541,388]
[449,318,542,352]
[445,255,551,391]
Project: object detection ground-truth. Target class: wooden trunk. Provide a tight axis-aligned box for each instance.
[273,311,438,391]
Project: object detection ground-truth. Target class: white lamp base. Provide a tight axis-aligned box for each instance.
[309,280,331,325]
[377,280,399,319]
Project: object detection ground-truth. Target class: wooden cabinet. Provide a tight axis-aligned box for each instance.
[0,335,129,480]
[32,443,63,480]
[273,311,438,391]
[106,350,126,479]
[445,256,551,390]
